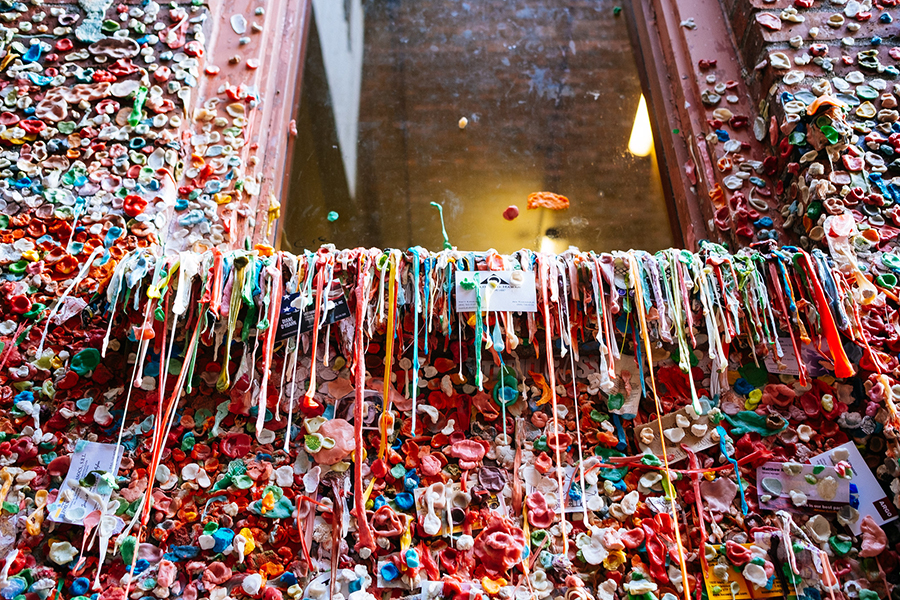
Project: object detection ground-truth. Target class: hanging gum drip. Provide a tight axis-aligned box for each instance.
[353,252,377,552]
[10,233,900,599]
[561,265,589,523]
[302,253,332,415]
[798,250,855,379]
[379,253,398,460]
[537,254,569,554]
[410,247,422,435]
[217,256,249,392]
[429,202,453,250]
[285,255,317,452]
[767,258,810,386]
[255,255,282,437]
[629,252,692,600]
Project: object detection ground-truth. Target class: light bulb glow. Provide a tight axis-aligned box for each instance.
[628,94,654,157]
[540,236,556,255]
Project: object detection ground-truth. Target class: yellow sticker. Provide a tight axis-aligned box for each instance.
[702,546,787,600]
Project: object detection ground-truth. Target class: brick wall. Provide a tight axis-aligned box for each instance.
[282,0,677,254]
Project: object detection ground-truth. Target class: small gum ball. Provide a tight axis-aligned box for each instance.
[242,573,263,596]
[503,205,520,221]
[156,560,177,588]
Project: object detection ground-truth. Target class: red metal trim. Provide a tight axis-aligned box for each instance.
[626,0,707,250]
[628,0,783,250]
[238,0,312,247]
[267,0,313,251]
[181,0,313,250]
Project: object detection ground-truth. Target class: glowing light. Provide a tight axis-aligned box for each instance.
[540,235,556,255]
[628,94,654,158]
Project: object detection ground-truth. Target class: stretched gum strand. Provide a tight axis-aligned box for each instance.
[141,316,205,529]
[473,275,485,388]
[217,259,247,392]
[353,251,377,552]
[284,256,316,453]
[629,252,692,600]
[797,250,854,378]
[591,255,616,379]
[379,253,398,460]
[561,263,589,523]
[410,247,421,435]
[674,252,697,348]
[767,261,809,386]
[877,374,900,436]
[255,254,282,437]
[142,291,171,527]
[301,253,330,412]
[537,254,568,555]
[710,262,736,338]
[207,247,224,316]
[682,446,710,578]
[329,478,344,600]
[778,513,804,600]
[113,336,157,593]
[124,313,204,598]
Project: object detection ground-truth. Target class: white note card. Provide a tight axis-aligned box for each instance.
[48,441,122,526]
[454,270,537,312]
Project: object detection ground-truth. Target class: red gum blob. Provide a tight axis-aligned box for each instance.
[725,540,753,566]
[642,523,669,583]
[156,560,177,588]
[473,518,525,576]
[220,432,251,459]
[620,528,645,549]
[371,505,404,537]
[534,452,553,474]
[859,515,888,557]
[525,492,554,528]
[471,391,499,421]
[419,454,442,477]
[546,432,573,452]
[313,419,356,465]
[448,439,487,470]
[761,384,796,408]
[531,411,549,428]
[202,562,232,586]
